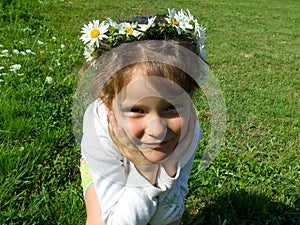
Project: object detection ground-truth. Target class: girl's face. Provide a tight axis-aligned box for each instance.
[109,75,193,163]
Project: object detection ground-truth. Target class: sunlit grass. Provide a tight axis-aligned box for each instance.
[1,0,299,224]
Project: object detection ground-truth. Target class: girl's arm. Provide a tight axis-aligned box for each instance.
[84,183,179,225]
[85,184,106,225]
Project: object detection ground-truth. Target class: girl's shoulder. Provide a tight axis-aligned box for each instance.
[83,98,108,133]
[85,98,107,119]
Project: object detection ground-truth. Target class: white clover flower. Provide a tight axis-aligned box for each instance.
[56,60,61,66]
[52,36,56,40]
[45,76,54,84]
[38,40,44,45]
[9,64,21,72]
[13,49,20,54]
[26,49,35,55]
[80,20,109,47]
[119,22,142,37]
[1,50,10,57]
[138,16,157,32]
[60,44,65,49]
[0,79,4,82]
[0,66,4,70]
[20,51,26,55]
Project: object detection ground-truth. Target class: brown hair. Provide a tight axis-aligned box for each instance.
[91,40,208,107]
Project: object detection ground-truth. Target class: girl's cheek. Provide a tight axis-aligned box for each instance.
[126,119,143,139]
[168,117,186,141]
[168,117,183,132]
[115,115,143,140]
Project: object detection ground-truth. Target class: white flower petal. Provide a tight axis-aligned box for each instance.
[9,64,22,72]
[45,76,54,84]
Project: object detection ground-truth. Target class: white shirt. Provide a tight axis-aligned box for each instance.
[81,99,202,225]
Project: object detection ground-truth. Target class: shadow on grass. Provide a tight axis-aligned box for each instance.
[186,190,300,225]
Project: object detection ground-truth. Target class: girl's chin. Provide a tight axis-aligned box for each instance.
[140,149,172,163]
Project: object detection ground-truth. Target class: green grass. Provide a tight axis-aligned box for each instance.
[1,0,299,224]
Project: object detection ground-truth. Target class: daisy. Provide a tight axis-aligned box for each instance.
[185,9,197,29]
[119,22,141,37]
[80,20,109,47]
[165,8,183,34]
[177,9,193,31]
[138,16,157,32]
[83,45,95,62]
[193,19,206,39]
[106,17,121,29]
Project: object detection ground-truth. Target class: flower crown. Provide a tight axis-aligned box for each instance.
[80,8,207,62]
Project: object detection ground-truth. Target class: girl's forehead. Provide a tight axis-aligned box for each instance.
[115,76,191,105]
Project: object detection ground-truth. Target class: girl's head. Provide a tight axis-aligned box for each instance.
[91,40,203,163]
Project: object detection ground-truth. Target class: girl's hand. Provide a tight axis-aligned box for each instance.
[162,107,196,176]
[108,112,153,167]
[108,112,159,184]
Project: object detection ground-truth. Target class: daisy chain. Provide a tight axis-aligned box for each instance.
[80,8,207,62]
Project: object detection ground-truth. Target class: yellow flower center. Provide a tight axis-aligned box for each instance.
[90,28,100,38]
[171,18,179,26]
[125,27,133,35]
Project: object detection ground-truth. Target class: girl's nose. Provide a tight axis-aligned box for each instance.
[146,117,167,139]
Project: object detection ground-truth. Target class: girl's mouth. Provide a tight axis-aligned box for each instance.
[143,140,170,149]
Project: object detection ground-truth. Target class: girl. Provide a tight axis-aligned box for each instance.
[78,9,209,225]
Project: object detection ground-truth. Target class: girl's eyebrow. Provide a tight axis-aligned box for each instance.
[118,101,147,110]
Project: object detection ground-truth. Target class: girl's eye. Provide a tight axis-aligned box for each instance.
[165,105,176,111]
[164,105,180,116]
[130,108,144,113]
[124,108,145,116]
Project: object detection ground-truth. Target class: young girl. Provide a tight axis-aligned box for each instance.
[78,9,209,225]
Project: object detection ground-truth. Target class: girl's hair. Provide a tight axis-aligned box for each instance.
[91,40,208,107]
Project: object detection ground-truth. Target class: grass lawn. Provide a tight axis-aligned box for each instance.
[0,0,299,224]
